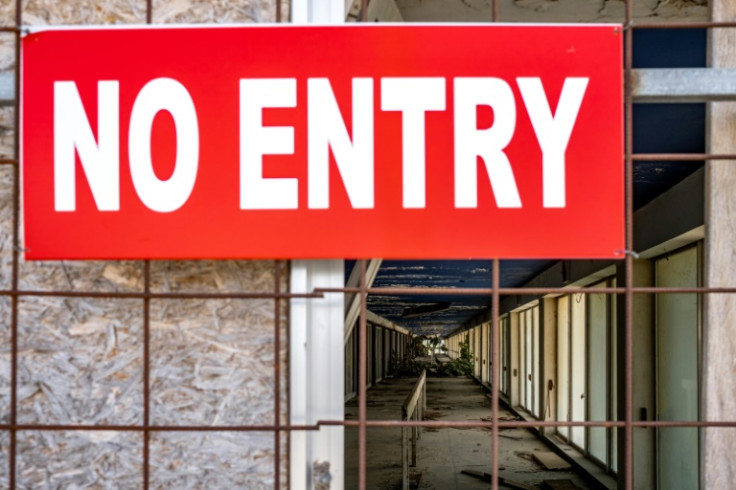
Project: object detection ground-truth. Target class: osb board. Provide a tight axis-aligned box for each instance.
[0,2,13,27]
[8,430,280,488]
[152,0,283,23]
[17,260,145,293]
[149,296,280,426]
[0,165,13,291]
[0,107,14,160]
[0,2,291,488]
[149,260,280,294]
[0,32,13,75]
[0,295,8,423]
[16,297,144,425]
[1,260,289,488]
[21,0,146,24]
[16,430,143,488]
[150,432,278,489]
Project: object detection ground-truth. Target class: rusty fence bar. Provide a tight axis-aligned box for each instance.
[491,258,500,490]
[142,260,151,488]
[322,418,736,429]
[0,289,323,299]
[142,4,152,486]
[317,286,736,295]
[8,0,21,486]
[358,259,368,490]
[624,0,635,484]
[0,417,726,431]
[274,261,282,489]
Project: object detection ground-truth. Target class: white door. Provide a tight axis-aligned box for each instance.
[570,293,586,448]
[587,282,608,463]
[656,246,699,490]
[556,296,570,440]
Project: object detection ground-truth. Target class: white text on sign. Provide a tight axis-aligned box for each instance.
[53,76,588,213]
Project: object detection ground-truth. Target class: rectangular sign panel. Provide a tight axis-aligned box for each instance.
[22,24,623,259]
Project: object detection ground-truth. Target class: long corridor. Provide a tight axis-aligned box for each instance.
[345,376,593,490]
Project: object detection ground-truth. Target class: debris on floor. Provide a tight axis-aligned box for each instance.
[541,479,582,490]
[345,377,593,489]
[532,451,572,470]
[499,433,523,441]
[313,461,332,490]
[460,469,532,489]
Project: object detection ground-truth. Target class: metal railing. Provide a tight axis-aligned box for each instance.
[401,369,426,490]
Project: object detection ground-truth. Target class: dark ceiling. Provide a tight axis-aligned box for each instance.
[350,259,555,336]
[348,29,706,337]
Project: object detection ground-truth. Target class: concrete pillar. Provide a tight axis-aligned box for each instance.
[703,1,736,486]
[616,260,655,490]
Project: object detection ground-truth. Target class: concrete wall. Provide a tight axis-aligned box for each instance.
[345,314,411,400]
[703,0,736,487]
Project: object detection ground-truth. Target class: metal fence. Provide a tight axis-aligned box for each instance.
[2,0,736,489]
[329,2,736,490]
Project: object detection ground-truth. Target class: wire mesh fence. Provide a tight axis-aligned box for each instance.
[2,0,734,488]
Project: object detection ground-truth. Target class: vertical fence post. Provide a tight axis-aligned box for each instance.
[412,406,418,467]
[402,369,427,488]
[402,405,409,490]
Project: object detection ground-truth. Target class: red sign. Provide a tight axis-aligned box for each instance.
[22,25,623,260]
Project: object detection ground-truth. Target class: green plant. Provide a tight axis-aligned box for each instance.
[390,346,424,377]
[435,335,473,376]
[391,335,474,377]
[428,336,441,355]
[411,336,428,357]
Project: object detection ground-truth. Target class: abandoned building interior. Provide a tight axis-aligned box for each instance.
[1,0,735,489]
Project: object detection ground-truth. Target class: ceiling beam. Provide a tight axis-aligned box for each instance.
[365,310,410,335]
[344,258,382,344]
[631,68,736,102]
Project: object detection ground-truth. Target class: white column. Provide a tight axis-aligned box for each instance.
[290,0,346,488]
[291,260,345,490]
[292,0,344,23]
